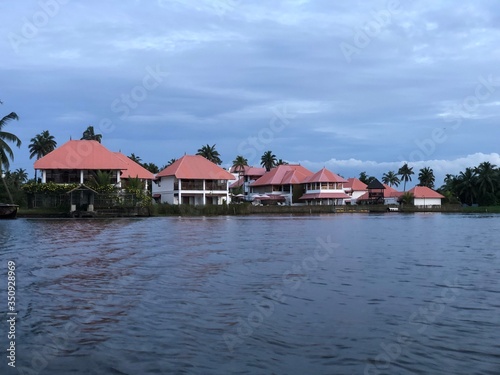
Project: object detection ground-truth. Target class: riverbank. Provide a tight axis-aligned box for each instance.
[16,203,498,218]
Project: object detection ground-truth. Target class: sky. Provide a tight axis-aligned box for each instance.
[2,0,500,188]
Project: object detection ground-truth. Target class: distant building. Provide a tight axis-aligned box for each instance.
[229,166,266,198]
[153,155,235,205]
[249,164,313,205]
[299,168,350,205]
[407,186,444,208]
[356,179,403,205]
[343,178,368,204]
[34,140,154,189]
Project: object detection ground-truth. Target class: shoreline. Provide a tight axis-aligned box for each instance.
[15,204,500,218]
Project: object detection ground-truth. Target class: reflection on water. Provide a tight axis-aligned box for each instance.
[1,214,500,374]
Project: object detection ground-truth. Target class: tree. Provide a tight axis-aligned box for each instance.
[276,159,289,165]
[0,106,21,204]
[196,144,222,165]
[418,167,435,189]
[399,192,414,206]
[398,163,414,191]
[261,151,277,171]
[81,126,102,143]
[142,162,159,174]
[128,153,142,164]
[382,171,400,187]
[29,130,57,182]
[456,168,477,205]
[166,159,177,167]
[359,171,376,185]
[12,168,28,188]
[232,155,248,174]
[475,161,496,197]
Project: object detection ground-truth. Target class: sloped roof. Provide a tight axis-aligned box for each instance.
[408,186,445,199]
[299,192,350,200]
[34,140,128,170]
[114,153,155,180]
[229,177,244,188]
[250,165,313,187]
[366,179,385,190]
[382,184,403,198]
[345,178,367,191]
[303,168,347,183]
[156,155,235,180]
[230,165,266,177]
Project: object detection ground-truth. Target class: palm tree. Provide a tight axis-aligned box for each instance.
[418,167,435,189]
[261,151,277,171]
[399,191,414,206]
[0,110,21,171]
[29,130,57,182]
[142,162,159,174]
[12,168,28,188]
[232,155,248,174]
[398,163,414,191]
[0,107,21,203]
[166,158,177,167]
[197,144,222,165]
[475,161,496,197]
[457,168,477,205]
[81,126,102,143]
[382,171,400,187]
[276,159,289,166]
[89,170,113,192]
[128,153,142,164]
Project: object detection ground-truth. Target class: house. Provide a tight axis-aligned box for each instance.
[382,184,403,205]
[356,179,386,205]
[299,168,350,205]
[153,155,235,205]
[407,186,444,208]
[114,152,155,190]
[35,140,127,186]
[34,140,154,189]
[229,166,266,198]
[249,164,313,205]
[343,178,367,204]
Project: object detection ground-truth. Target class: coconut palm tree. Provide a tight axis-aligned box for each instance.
[166,159,177,167]
[12,168,28,188]
[29,130,57,182]
[276,159,289,166]
[418,167,435,189]
[232,155,248,174]
[457,168,477,205]
[382,171,400,187]
[398,163,414,191]
[1,107,21,204]
[128,153,142,164]
[261,151,277,171]
[475,161,496,196]
[142,162,159,174]
[197,144,222,165]
[81,125,102,143]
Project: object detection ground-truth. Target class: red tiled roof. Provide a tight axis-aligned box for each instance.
[157,155,235,180]
[408,186,445,199]
[251,165,313,187]
[230,165,266,177]
[229,177,244,188]
[114,153,155,180]
[34,140,127,170]
[299,192,350,200]
[382,184,403,198]
[345,178,367,191]
[303,168,347,183]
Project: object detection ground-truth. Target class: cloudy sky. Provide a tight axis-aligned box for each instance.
[2,0,500,187]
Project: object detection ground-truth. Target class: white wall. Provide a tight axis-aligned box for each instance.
[413,197,441,207]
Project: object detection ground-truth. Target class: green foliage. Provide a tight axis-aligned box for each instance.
[22,182,79,194]
[197,144,222,165]
[260,151,277,171]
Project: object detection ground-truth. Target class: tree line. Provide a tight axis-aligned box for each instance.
[1,108,499,206]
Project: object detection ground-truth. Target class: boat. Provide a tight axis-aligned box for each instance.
[0,204,19,219]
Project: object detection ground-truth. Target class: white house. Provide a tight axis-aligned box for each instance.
[153,155,235,205]
[408,186,444,208]
[343,178,367,204]
[299,168,350,205]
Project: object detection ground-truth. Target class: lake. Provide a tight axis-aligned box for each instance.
[1,214,499,374]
